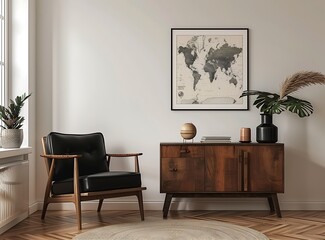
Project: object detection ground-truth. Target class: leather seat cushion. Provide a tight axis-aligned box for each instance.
[52,171,142,195]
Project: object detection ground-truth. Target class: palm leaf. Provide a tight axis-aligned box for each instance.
[240,71,324,118]
[282,96,313,118]
[241,90,286,114]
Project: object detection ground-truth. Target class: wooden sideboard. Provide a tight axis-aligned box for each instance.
[160,142,284,218]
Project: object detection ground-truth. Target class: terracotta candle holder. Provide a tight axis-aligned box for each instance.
[240,128,251,143]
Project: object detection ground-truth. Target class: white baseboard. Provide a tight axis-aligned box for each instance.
[30,199,325,212]
[29,202,39,215]
[280,201,325,210]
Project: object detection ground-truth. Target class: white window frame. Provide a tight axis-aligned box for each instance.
[0,0,7,108]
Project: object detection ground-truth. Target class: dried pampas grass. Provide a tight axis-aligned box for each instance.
[280,71,325,99]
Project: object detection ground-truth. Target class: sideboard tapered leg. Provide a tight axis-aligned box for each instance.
[162,193,173,219]
[272,193,282,218]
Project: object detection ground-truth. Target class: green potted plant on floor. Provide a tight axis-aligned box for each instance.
[0,93,32,148]
[240,71,325,143]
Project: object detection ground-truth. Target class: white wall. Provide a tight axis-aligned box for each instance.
[36,0,325,210]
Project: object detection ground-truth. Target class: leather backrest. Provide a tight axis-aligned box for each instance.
[45,132,108,181]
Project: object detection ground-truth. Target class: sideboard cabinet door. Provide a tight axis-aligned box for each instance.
[204,145,241,192]
[236,145,284,193]
[161,157,204,192]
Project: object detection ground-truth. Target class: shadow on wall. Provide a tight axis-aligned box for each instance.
[280,109,325,206]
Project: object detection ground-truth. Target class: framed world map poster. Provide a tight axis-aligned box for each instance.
[171,28,249,110]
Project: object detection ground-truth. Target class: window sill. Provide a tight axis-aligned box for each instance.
[0,146,32,159]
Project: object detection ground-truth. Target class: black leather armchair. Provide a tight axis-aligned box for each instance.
[40,132,146,230]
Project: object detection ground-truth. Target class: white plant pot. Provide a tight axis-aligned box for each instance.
[1,129,23,148]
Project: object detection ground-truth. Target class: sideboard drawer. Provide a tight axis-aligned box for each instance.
[161,157,204,192]
[161,145,204,158]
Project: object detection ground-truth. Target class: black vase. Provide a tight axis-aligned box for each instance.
[256,114,278,143]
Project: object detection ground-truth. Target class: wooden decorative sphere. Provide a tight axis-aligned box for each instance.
[180,123,197,140]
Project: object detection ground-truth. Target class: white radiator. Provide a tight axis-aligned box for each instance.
[0,159,29,234]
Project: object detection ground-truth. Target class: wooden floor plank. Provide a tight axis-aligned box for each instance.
[1,210,325,239]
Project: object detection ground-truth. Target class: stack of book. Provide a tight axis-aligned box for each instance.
[200,136,231,143]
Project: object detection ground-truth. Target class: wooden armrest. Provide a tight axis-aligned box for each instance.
[106,153,143,157]
[41,153,82,204]
[40,154,82,159]
[106,153,143,173]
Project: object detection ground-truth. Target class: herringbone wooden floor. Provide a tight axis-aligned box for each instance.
[1,210,325,239]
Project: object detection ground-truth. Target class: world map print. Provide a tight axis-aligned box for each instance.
[175,33,246,108]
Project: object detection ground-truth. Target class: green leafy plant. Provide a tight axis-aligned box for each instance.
[240,71,325,118]
[0,93,32,129]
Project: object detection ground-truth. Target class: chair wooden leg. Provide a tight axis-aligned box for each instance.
[41,202,49,220]
[136,191,145,221]
[41,185,50,220]
[73,157,82,230]
[97,199,104,212]
[41,160,56,220]
[74,196,82,230]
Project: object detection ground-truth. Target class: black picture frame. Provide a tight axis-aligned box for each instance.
[171,28,249,110]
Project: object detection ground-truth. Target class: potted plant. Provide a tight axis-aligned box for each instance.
[240,71,325,143]
[0,93,31,148]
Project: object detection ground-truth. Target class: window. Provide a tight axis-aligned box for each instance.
[0,0,7,107]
